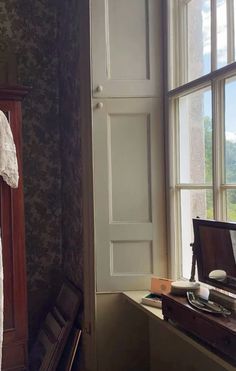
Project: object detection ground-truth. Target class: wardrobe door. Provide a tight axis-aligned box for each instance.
[0,98,28,370]
[91,0,163,98]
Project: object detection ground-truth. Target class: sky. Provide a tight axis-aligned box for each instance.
[201,0,236,137]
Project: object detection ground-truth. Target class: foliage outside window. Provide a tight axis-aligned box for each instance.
[167,0,236,279]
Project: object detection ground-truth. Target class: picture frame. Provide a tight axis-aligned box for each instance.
[57,327,82,371]
[29,280,82,371]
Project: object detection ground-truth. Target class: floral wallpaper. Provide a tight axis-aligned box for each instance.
[58,0,83,293]
[0,0,63,344]
[58,2,84,368]
[0,0,84,349]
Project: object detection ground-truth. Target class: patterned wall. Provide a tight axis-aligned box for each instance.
[0,0,63,343]
[58,3,84,368]
[58,0,83,292]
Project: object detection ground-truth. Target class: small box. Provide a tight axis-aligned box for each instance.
[141,293,162,308]
[151,277,172,295]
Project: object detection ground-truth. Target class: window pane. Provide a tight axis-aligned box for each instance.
[234,0,236,60]
[180,189,213,278]
[187,0,211,81]
[226,190,236,221]
[225,77,236,183]
[179,88,212,184]
[217,0,227,68]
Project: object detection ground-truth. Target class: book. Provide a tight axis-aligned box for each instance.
[141,293,162,308]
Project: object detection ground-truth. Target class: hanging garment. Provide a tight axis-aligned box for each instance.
[0,110,19,369]
[0,110,19,188]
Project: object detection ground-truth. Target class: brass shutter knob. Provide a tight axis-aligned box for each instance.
[96,85,103,93]
[96,102,104,109]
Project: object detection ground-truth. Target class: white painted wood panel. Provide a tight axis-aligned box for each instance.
[112,241,153,275]
[96,293,149,371]
[91,0,163,98]
[110,113,151,222]
[93,98,166,291]
[108,0,148,80]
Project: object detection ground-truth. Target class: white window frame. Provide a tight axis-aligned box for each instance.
[168,0,236,89]
[167,0,236,279]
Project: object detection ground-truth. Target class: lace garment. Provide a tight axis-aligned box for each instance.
[0,110,19,369]
[0,110,19,188]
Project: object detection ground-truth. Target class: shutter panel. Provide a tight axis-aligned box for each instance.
[93,98,166,291]
[91,0,162,98]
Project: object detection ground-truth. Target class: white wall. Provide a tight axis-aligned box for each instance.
[96,293,149,371]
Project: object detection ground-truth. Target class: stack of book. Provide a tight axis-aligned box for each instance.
[141,293,162,308]
[141,277,173,308]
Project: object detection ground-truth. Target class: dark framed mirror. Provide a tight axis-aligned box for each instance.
[193,218,236,294]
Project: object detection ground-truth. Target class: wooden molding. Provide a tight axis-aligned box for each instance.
[0,85,30,101]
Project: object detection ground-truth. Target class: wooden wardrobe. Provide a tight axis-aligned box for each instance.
[0,86,28,370]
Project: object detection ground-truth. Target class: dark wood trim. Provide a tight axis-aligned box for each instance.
[79,0,96,369]
[0,97,28,369]
[0,86,30,101]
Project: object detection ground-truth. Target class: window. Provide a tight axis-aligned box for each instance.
[167,0,236,279]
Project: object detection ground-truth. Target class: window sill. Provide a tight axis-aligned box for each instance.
[122,290,163,320]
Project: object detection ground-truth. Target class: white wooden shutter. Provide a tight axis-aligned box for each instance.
[91,0,162,98]
[93,98,166,291]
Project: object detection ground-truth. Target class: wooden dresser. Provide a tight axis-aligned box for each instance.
[162,293,236,366]
[0,86,28,370]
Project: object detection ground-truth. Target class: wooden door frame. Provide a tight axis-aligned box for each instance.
[79,1,96,370]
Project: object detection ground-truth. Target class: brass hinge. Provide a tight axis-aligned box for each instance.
[84,322,92,335]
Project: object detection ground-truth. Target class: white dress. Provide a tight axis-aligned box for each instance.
[0,110,19,369]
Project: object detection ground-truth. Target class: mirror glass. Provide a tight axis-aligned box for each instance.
[193,219,236,293]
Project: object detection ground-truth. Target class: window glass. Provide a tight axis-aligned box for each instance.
[217,0,227,68]
[226,190,236,221]
[180,189,213,278]
[234,0,236,59]
[179,88,212,184]
[225,77,236,183]
[187,0,211,81]
[168,1,236,280]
